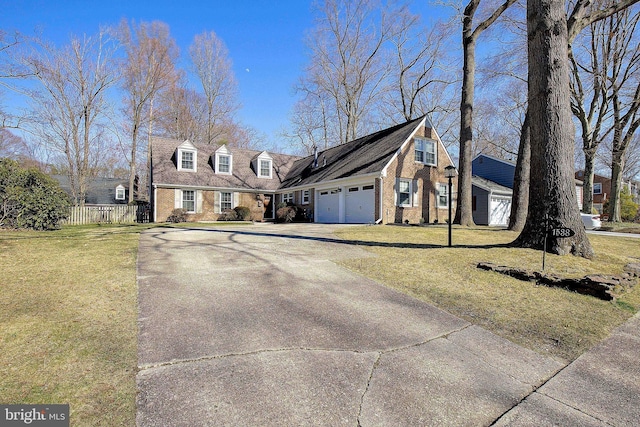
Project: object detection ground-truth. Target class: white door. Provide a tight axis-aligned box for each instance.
[345,185,375,223]
[316,189,340,223]
[489,196,511,226]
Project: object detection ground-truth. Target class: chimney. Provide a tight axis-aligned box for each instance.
[313,145,318,168]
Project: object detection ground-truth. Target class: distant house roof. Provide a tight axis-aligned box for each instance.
[151,137,301,192]
[52,175,130,205]
[472,154,516,189]
[280,116,427,189]
[472,175,513,195]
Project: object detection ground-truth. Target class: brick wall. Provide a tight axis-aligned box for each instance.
[381,126,456,224]
[154,188,269,222]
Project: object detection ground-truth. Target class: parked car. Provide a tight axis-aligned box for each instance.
[581,213,602,230]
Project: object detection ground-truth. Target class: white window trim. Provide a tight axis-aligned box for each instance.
[415,139,425,163]
[115,185,126,201]
[182,189,196,213]
[282,192,294,204]
[396,178,420,208]
[216,153,232,174]
[437,183,450,208]
[220,191,233,211]
[178,149,197,172]
[301,189,310,205]
[259,159,272,178]
[397,179,412,207]
[414,137,437,167]
[593,182,602,195]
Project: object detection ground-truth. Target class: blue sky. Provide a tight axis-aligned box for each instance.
[1,0,316,146]
[1,0,449,148]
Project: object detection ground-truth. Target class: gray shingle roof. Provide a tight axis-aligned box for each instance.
[52,175,130,204]
[151,137,301,191]
[280,116,426,189]
[472,175,513,195]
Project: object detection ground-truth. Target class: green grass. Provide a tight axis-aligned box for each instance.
[335,225,640,363]
[1,222,638,425]
[0,224,151,426]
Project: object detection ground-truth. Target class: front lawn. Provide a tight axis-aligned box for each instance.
[0,225,148,426]
[335,225,640,362]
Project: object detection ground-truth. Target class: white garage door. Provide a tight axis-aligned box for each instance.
[345,185,375,223]
[489,196,511,226]
[316,189,340,223]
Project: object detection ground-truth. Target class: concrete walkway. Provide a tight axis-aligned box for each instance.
[136,224,640,426]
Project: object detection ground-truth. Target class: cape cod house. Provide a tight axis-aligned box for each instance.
[150,116,457,224]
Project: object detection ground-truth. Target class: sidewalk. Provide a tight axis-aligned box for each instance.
[495,311,640,426]
[136,225,640,426]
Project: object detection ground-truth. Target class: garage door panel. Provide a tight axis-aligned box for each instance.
[345,186,374,224]
[489,196,511,226]
[317,190,339,223]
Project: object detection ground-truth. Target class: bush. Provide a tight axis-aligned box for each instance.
[218,209,238,221]
[0,158,70,230]
[621,187,638,221]
[603,187,639,221]
[234,206,251,221]
[276,205,297,223]
[166,208,188,223]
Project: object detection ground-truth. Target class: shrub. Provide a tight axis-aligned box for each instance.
[166,208,188,223]
[234,206,251,221]
[276,205,297,223]
[621,187,638,221]
[603,187,639,221]
[218,209,238,221]
[0,158,70,230]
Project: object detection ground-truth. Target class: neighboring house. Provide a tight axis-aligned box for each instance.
[150,116,457,224]
[575,170,639,214]
[472,154,583,226]
[471,154,515,226]
[575,170,611,214]
[52,175,131,205]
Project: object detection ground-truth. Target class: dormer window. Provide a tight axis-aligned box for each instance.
[253,151,273,179]
[177,140,198,172]
[115,185,126,201]
[259,159,271,178]
[214,145,233,175]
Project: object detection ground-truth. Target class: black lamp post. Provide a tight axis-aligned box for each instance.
[444,165,457,247]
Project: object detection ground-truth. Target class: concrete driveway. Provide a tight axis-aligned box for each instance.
[136,223,565,426]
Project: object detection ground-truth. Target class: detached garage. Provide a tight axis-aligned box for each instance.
[472,176,513,226]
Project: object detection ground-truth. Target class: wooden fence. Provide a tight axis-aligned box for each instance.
[63,205,140,225]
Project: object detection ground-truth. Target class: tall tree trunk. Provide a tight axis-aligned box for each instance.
[455,9,477,227]
[609,147,626,222]
[129,118,139,204]
[508,110,530,231]
[581,147,597,213]
[513,0,594,258]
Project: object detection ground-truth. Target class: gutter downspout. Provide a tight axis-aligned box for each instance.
[153,184,158,223]
[376,175,384,224]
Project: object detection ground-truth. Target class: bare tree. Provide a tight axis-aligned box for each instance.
[606,7,640,222]
[19,32,117,205]
[189,31,240,144]
[569,3,640,216]
[154,74,206,142]
[283,87,334,155]
[300,0,395,145]
[116,19,179,203]
[513,0,639,257]
[454,0,518,227]
[383,6,454,123]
